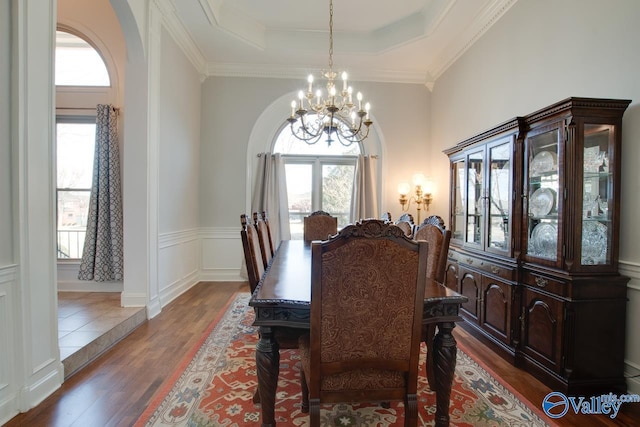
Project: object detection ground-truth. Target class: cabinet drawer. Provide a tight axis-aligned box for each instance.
[457,254,515,281]
[522,271,566,297]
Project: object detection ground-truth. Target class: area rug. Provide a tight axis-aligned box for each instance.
[135,293,550,426]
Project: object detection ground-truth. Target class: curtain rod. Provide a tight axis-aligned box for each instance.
[56,106,120,113]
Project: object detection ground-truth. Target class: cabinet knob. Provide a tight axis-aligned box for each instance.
[465,258,474,265]
[490,266,501,274]
[534,276,548,287]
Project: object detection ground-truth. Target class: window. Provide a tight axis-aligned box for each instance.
[55,29,111,259]
[273,117,361,239]
[55,30,110,86]
[56,118,95,259]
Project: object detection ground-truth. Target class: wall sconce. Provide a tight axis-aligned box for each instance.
[398,173,433,224]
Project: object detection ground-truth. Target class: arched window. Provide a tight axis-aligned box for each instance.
[55,29,112,259]
[273,116,362,239]
[55,30,110,86]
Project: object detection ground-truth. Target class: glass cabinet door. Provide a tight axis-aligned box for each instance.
[581,124,614,266]
[451,159,465,241]
[525,129,560,262]
[466,150,484,246]
[487,141,512,252]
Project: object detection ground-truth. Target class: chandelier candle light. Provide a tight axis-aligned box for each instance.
[398,173,433,224]
[287,0,373,146]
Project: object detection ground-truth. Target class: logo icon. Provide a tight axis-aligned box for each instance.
[542,392,569,418]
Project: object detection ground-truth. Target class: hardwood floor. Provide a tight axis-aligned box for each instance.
[5,281,639,426]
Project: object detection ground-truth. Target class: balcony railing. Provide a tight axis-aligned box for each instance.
[57,229,86,259]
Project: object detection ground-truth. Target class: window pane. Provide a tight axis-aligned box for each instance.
[285,163,312,240]
[322,164,354,229]
[57,190,90,259]
[55,31,110,86]
[57,123,95,188]
[56,121,95,259]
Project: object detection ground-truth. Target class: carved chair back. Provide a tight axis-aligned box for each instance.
[261,211,276,257]
[413,222,451,284]
[303,210,338,241]
[253,212,273,268]
[299,219,427,426]
[240,214,265,293]
[395,213,415,237]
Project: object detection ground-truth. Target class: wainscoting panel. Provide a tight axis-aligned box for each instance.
[0,265,18,425]
[200,227,244,281]
[619,261,640,395]
[158,229,200,307]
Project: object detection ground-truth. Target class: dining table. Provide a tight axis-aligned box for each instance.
[249,239,468,427]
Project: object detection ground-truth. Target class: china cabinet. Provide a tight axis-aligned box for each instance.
[444,97,631,394]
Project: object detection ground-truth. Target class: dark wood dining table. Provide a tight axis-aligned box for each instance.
[249,239,468,427]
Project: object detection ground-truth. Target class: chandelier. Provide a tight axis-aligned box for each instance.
[286,0,373,146]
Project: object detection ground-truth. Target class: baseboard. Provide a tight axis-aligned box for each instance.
[17,360,64,412]
[159,270,199,308]
[57,280,123,292]
[200,268,244,282]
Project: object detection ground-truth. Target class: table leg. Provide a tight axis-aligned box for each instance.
[256,326,280,427]
[433,321,457,427]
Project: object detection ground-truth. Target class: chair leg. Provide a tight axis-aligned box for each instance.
[425,324,436,391]
[310,399,321,427]
[404,394,418,427]
[252,388,260,403]
[300,368,309,413]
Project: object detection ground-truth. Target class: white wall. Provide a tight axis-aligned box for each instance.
[1,1,62,424]
[0,0,11,266]
[157,25,202,305]
[431,0,640,393]
[199,77,432,279]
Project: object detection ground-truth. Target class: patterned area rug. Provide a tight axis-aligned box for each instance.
[135,293,550,426]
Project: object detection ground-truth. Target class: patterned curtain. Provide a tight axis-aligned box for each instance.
[78,104,124,281]
[350,155,379,223]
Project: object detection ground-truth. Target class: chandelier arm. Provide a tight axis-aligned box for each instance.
[289,122,324,145]
[285,0,372,147]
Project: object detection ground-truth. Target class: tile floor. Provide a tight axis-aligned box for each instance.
[58,292,146,378]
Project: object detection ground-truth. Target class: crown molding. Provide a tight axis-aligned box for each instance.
[205,62,429,85]
[162,0,518,87]
[154,0,208,77]
[429,0,518,82]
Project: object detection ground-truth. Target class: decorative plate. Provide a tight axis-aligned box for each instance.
[529,188,555,217]
[531,223,557,259]
[581,221,608,265]
[530,151,557,176]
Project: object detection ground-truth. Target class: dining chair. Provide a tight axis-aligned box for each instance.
[303,210,338,241]
[261,210,276,257]
[298,219,428,426]
[413,220,452,391]
[414,214,446,233]
[240,214,265,294]
[395,213,415,237]
[240,214,301,404]
[253,212,273,268]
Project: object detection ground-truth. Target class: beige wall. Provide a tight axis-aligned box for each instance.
[431,0,640,392]
[199,77,432,228]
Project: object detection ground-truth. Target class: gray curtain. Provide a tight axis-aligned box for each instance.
[350,155,379,223]
[251,152,291,244]
[78,104,123,281]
